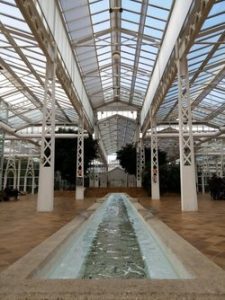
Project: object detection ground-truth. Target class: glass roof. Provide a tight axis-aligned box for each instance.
[157,0,225,131]
[0,0,78,132]
[59,0,173,112]
[58,0,173,154]
[1,0,225,159]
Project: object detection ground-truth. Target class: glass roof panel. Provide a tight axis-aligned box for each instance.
[3,0,225,156]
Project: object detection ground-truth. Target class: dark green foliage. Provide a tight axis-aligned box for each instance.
[117,143,180,194]
[208,174,225,200]
[116,144,167,175]
[55,128,98,184]
[116,144,137,175]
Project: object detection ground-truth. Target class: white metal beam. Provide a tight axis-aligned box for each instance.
[141,0,193,128]
[141,0,214,135]
[16,0,94,132]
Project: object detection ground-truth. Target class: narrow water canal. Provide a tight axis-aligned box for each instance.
[80,197,147,279]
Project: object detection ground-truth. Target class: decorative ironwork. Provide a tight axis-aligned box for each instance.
[4,141,17,189]
[136,139,145,186]
[40,56,56,168]
[177,50,195,167]
[76,115,84,187]
[151,120,159,184]
[24,156,35,194]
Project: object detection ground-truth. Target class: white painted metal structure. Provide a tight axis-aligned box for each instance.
[24,156,35,194]
[151,118,160,200]
[177,50,198,211]
[37,55,56,211]
[136,139,145,188]
[3,141,17,189]
[76,116,84,200]
[1,0,225,210]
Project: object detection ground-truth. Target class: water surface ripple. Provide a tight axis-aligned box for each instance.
[80,197,147,279]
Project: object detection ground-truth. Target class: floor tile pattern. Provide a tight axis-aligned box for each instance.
[0,191,225,273]
[139,193,225,270]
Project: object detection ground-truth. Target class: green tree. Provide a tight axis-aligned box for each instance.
[116,143,180,194]
[55,128,98,185]
[116,144,136,175]
[116,144,167,175]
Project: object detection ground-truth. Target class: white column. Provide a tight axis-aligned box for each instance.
[0,101,8,191]
[215,158,219,176]
[24,156,35,194]
[177,47,198,211]
[37,51,56,211]
[4,141,17,189]
[219,140,224,178]
[76,115,84,200]
[136,139,145,187]
[17,158,21,191]
[202,149,209,194]
[0,131,5,191]
[195,158,199,193]
[201,168,205,195]
[151,119,160,200]
[136,141,141,187]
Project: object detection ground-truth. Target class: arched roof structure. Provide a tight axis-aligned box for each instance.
[1,0,225,162]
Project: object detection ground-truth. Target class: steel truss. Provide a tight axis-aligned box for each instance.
[151,118,160,199]
[177,49,198,211]
[76,115,84,200]
[37,50,56,211]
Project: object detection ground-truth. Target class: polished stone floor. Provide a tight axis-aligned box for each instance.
[0,191,225,273]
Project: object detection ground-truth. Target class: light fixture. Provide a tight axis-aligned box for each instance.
[112,51,120,62]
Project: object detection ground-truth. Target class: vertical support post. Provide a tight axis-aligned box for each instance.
[176,46,198,211]
[17,158,21,191]
[37,49,56,211]
[4,141,17,189]
[0,131,5,191]
[24,156,35,194]
[215,157,219,176]
[195,158,199,193]
[136,139,145,187]
[201,168,205,194]
[151,118,160,199]
[202,146,209,194]
[89,162,95,187]
[76,114,84,200]
[136,117,145,188]
[220,140,224,178]
[136,141,141,187]
[0,101,8,191]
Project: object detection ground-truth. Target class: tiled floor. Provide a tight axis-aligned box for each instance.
[139,193,225,270]
[0,191,225,273]
[0,191,95,272]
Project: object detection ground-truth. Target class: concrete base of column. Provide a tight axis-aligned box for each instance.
[94,178,99,188]
[137,180,142,188]
[181,165,198,211]
[37,166,54,212]
[151,182,160,200]
[76,186,84,200]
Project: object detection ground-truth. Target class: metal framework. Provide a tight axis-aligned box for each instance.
[177,51,197,211]
[0,131,5,191]
[151,118,160,199]
[76,115,84,200]
[3,141,17,189]
[1,0,225,210]
[136,139,145,188]
[37,53,56,211]
[24,156,35,194]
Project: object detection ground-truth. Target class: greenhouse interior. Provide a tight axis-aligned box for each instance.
[1,0,225,299]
